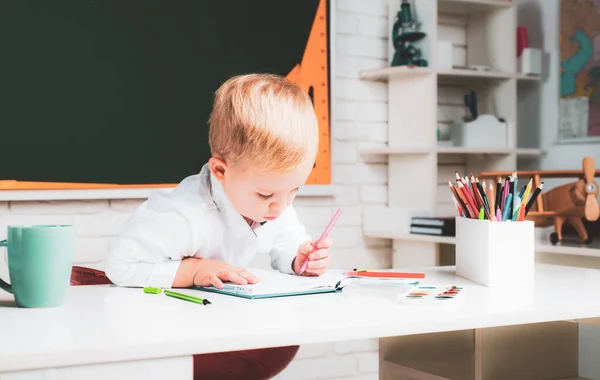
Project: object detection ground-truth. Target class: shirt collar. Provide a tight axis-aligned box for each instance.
[205,166,263,239]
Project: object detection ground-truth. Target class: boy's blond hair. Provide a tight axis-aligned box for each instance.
[208,73,319,173]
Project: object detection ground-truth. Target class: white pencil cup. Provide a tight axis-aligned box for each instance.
[455,216,535,287]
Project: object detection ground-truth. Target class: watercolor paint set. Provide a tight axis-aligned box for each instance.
[397,284,465,305]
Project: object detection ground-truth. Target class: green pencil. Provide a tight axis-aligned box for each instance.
[143,287,211,305]
[164,290,212,305]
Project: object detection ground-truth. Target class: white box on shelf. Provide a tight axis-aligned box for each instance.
[455,217,534,287]
[436,40,453,69]
[449,114,508,148]
[518,47,542,75]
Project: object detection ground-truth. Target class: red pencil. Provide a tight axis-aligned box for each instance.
[458,182,478,216]
[447,179,469,217]
[455,184,476,218]
[299,207,343,275]
[345,271,425,279]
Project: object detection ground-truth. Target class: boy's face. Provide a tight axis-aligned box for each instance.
[209,157,312,224]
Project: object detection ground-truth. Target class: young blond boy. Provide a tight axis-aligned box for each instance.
[105,73,333,290]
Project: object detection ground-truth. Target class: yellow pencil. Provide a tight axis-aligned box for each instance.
[521,178,533,208]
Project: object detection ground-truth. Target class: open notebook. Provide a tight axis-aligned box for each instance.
[194,268,419,299]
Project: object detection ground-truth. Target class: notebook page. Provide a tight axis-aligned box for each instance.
[221,268,345,296]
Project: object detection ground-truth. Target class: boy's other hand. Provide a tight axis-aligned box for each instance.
[192,259,258,289]
[293,237,332,276]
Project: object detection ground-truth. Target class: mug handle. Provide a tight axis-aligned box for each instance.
[0,240,12,294]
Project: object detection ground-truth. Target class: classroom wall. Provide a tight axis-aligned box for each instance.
[0,0,390,379]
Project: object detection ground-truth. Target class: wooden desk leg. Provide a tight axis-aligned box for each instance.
[0,356,193,380]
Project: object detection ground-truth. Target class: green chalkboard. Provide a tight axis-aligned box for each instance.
[0,0,329,184]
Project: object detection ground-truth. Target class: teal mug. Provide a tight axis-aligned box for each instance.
[0,225,74,308]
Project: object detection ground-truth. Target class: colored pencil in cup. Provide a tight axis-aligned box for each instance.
[508,175,515,217]
[501,176,510,214]
[457,185,475,218]
[452,195,462,216]
[299,207,343,275]
[488,183,495,221]
[458,182,478,216]
[495,177,502,211]
[511,205,521,221]
[502,193,513,221]
[448,179,470,217]
[476,183,491,219]
[521,178,533,209]
[517,205,526,221]
[524,182,544,216]
[512,195,521,219]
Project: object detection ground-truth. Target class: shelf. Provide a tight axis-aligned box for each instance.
[358,66,433,81]
[366,232,457,245]
[516,148,543,156]
[517,74,542,82]
[360,147,433,155]
[437,146,513,154]
[535,242,600,258]
[438,68,514,81]
[360,146,542,156]
[359,66,515,82]
[437,0,513,15]
[364,231,600,257]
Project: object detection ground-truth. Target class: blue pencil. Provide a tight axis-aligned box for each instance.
[511,205,521,221]
[502,193,513,221]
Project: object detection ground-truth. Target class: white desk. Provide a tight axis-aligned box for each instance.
[1,264,600,379]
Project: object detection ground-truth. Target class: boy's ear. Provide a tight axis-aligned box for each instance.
[208,157,227,182]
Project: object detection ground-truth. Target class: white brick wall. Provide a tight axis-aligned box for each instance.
[0,200,144,273]
[0,1,391,378]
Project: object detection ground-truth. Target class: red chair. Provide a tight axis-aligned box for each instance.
[70,266,299,380]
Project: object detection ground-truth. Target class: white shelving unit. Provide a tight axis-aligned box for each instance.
[380,321,590,380]
[359,0,550,267]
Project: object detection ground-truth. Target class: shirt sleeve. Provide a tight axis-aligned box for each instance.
[104,192,202,289]
[268,205,310,274]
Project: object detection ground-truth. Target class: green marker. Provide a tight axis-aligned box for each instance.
[143,287,212,305]
[479,207,484,220]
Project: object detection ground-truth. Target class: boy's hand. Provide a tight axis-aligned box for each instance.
[192,259,259,289]
[292,237,333,276]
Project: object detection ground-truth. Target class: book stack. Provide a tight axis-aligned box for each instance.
[410,216,456,237]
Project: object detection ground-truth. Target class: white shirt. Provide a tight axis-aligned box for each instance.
[104,164,310,288]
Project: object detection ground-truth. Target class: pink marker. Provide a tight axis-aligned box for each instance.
[299,207,343,275]
[496,207,502,222]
